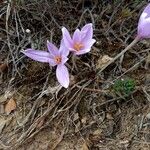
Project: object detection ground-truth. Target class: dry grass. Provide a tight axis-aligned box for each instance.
[0,0,150,149]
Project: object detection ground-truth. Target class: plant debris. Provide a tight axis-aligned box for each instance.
[0,1,150,150]
[4,98,17,115]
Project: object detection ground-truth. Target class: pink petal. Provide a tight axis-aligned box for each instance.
[56,65,69,88]
[142,3,150,17]
[22,49,50,63]
[81,23,92,32]
[59,40,69,57]
[61,56,68,64]
[83,39,96,49]
[75,39,96,55]
[138,21,150,38]
[62,27,73,49]
[47,41,59,56]
[75,49,91,55]
[72,29,81,42]
[81,23,93,40]
[49,58,57,66]
[138,3,150,38]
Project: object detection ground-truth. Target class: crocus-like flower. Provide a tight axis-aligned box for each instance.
[138,3,150,39]
[62,23,96,55]
[22,41,69,88]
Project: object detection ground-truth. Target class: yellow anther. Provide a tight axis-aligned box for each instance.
[73,42,84,51]
[55,56,61,64]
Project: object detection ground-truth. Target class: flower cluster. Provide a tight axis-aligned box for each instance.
[22,3,150,88]
[22,23,96,88]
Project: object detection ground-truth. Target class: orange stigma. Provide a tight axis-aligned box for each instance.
[73,42,84,51]
[55,56,61,64]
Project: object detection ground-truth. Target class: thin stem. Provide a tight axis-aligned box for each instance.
[97,36,140,74]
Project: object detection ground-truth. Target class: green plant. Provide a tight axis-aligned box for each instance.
[113,78,136,96]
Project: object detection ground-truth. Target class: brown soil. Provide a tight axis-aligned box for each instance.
[0,0,150,150]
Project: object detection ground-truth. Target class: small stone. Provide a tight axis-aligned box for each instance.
[25,29,31,33]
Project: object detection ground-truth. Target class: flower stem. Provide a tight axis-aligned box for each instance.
[97,36,140,74]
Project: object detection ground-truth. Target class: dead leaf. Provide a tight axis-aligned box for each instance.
[0,63,7,72]
[81,142,89,150]
[96,55,113,69]
[5,98,17,115]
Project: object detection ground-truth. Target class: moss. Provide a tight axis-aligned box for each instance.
[113,78,136,97]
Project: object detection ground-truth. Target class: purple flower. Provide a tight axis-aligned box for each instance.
[138,3,150,39]
[62,23,96,55]
[22,41,69,88]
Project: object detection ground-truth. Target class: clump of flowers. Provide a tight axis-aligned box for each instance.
[22,24,95,88]
[22,3,150,88]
